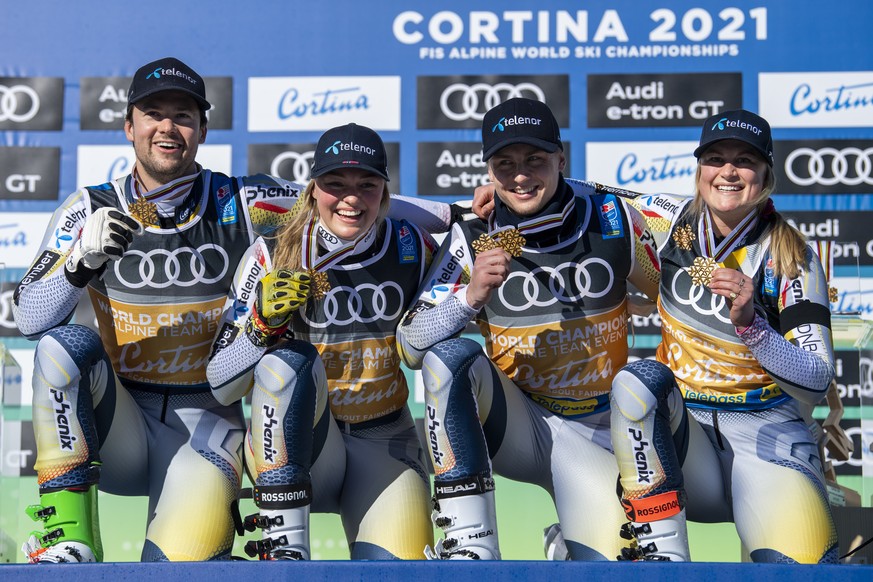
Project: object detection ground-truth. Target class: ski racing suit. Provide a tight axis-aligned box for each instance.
[207,217,438,559]
[610,193,839,563]
[397,177,661,560]
[12,170,449,561]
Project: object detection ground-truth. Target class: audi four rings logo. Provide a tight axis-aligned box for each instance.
[671,271,731,324]
[113,245,230,289]
[301,282,405,328]
[270,150,315,183]
[497,259,613,310]
[440,83,546,121]
[0,288,15,329]
[785,147,873,186]
[0,85,40,123]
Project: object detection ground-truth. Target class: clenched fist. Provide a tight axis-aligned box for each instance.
[253,269,312,332]
[65,207,143,286]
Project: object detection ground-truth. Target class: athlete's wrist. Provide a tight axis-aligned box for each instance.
[246,312,289,348]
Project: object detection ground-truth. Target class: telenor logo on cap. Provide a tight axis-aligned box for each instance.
[712,117,763,136]
[492,115,544,133]
[145,66,198,87]
[324,140,378,156]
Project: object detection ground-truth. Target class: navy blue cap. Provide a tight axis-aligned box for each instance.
[694,109,773,166]
[128,57,210,111]
[311,123,389,181]
[481,97,562,161]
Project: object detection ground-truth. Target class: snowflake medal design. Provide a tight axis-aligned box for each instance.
[129,198,159,227]
[307,269,331,300]
[686,256,718,287]
[672,224,696,251]
[496,228,526,257]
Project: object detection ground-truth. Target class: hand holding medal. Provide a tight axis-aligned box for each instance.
[706,265,755,329]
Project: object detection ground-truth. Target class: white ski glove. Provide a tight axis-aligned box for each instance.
[65,207,143,284]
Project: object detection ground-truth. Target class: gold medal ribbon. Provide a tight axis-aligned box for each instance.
[686,208,758,286]
[301,215,377,299]
[699,208,758,263]
[128,165,200,227]
[474,195,576,257]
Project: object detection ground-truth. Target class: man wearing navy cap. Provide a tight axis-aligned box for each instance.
[13,57,452,563]
[397,98,662,560]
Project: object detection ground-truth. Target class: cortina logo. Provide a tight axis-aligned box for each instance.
[326,140,341,155]
[712,117,728,131]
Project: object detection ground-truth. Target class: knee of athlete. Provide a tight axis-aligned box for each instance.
[256,341,319,396]
[34,325,103,390]
[611,360,674,422]
[423,338,485,399]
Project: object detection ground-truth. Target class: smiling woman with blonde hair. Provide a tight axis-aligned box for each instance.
[207,123,437,560]
[609,109,838,563]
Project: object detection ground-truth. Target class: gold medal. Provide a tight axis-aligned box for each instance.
[829,286,838,304]
[672,224,696,251]
[308,269,331,300]
[129,198,158,226]
[472,233,498,254]
[497,228,526,257]
[472,229,527,257]
[686,256,718,287]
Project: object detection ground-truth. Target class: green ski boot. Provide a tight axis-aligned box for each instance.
[22,486,103,563]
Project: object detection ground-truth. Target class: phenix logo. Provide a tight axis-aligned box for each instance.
[628,427,654,485]
[262,404,279,463]
[427,405,444,466]
[50,389,78,451]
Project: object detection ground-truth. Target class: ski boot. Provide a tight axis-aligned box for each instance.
[243,483,311,560]
[424,476,500,560]
[22,486,102,563]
